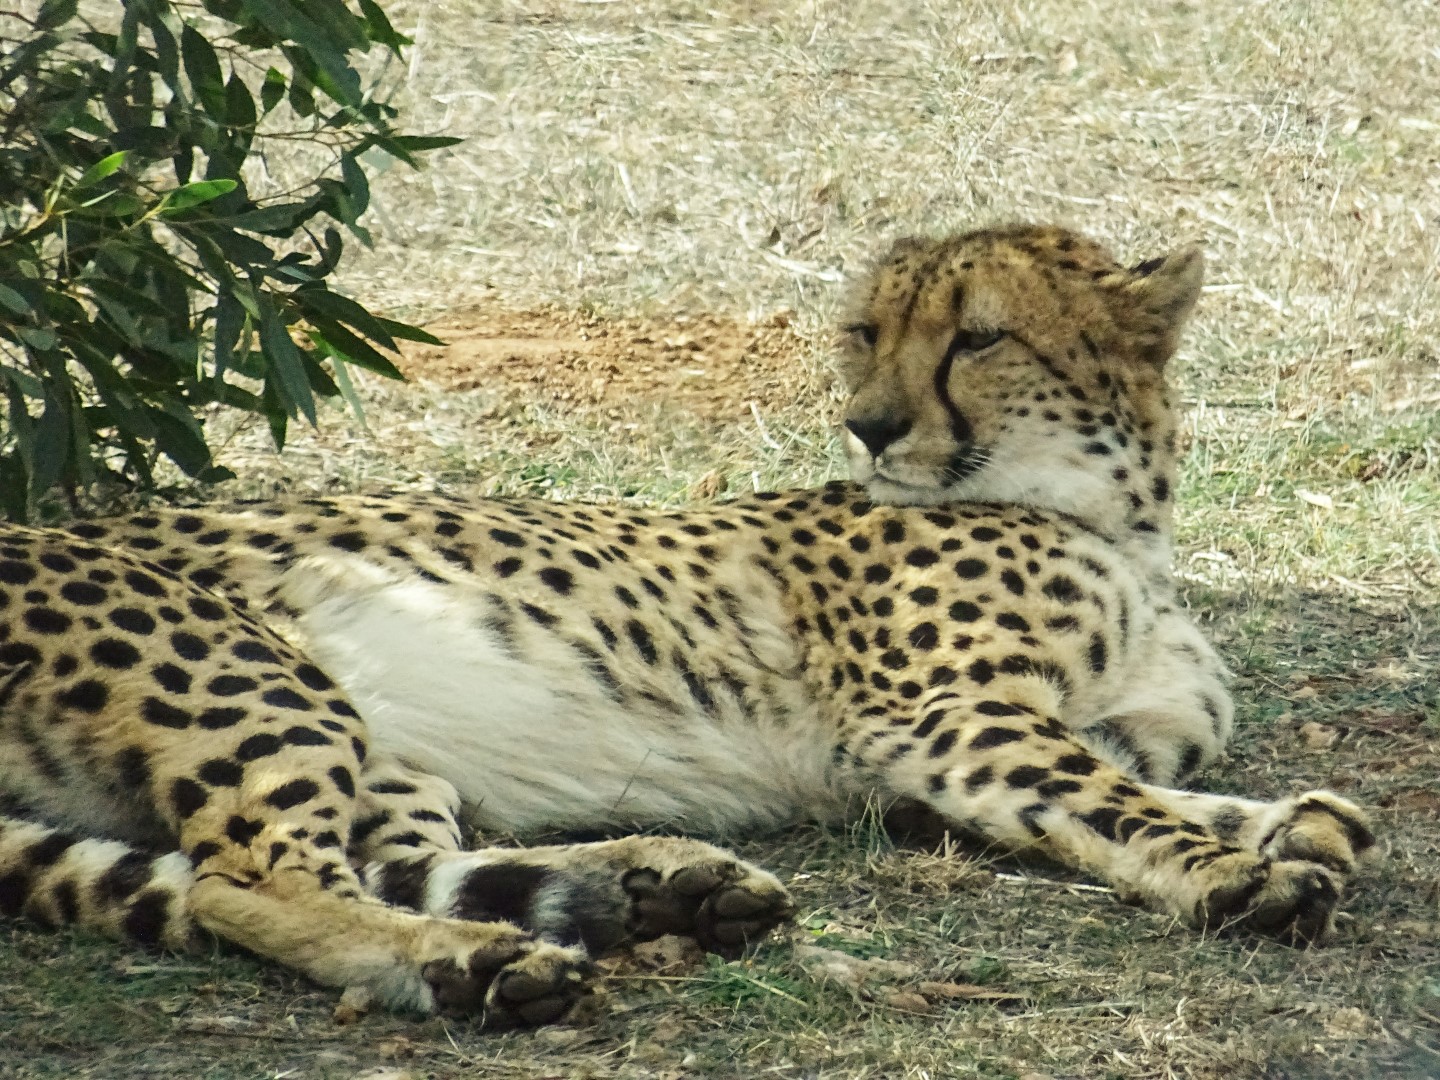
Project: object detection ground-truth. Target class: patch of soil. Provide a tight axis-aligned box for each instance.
[399,307,828,421]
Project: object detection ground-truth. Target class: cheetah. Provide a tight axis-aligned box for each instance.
[0,225,1373,1024]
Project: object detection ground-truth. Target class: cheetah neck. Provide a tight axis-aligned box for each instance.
[872,455,1178,589]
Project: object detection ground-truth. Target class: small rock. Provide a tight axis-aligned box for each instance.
[333,985,373,1025]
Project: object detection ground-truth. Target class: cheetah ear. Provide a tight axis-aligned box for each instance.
[1112,246,1205,367]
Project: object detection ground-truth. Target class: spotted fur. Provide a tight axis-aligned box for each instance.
[0,226,1373,1024]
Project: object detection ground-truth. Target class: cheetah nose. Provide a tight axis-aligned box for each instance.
[844,416,912,458]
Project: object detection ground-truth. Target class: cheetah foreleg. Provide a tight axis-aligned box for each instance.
[856,688,1373,943]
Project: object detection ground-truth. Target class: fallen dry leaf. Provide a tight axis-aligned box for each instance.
[918,980,1028,1005]
[1299,721,1341,750]
[631,934,706,972]
[1324,1006,1377,1039]
[795,945,918,988]
[333,985,373,1025]
[880,988,934,1013]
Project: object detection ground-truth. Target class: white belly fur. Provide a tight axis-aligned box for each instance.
[280,557,852,836]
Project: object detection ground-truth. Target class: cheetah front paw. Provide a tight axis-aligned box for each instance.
[421,928,592,1025]
[1260,791,1375,876]
[616,840,794,957]
[1195,853,1345,944]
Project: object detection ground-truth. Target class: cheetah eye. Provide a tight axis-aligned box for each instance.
[949,327,1005,354]
[843,323,878,349]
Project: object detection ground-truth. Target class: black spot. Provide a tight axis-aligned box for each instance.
[908,623,939,650]
[236,734,283,761]
[265,779,320,810]
[928,730,958,758]
[90,638,141,669]
[0,560,37,585]
[368,779,418,796]
[282,725,331,747]
[1081,807,1123,841]
[109,607,157,635]
[999,569,1025,595]
[905,547,938,568]
[198,759,244,787]
[168,632,208,661]
[626,620,658,664]
[495,557,523,578]
[59,581,107,606]
[151,663,192,695]
[95,852,153,903]
[968,726,1024,750]
[1088,634,1108,673]
[1054,753,1098,775]
[826,555,852,579]
[197,706,245,729]
[881,521,905,544]
[232,640,280,665]
[121,890,171,946]
[295,664,334,691]
[55,678,108,714]
[1005,765,1049,788]
[948,600,982,622]
[262,687,313,712]
[24,607,71,635]
[141,697,192,729]
[967,658,994,684]
[489,528,525,548]
[188,596,226,621]
[976,700,1027,716]
[1042,576,1082,603]
[954,558,987,579]
[538,566,575,595]
[208,674,258,697]
[964,764,995,793]
[225,816,264,845]
[170,778,209,818]
[328,766,355,797]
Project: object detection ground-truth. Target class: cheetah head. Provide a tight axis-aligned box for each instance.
[839,225,1203,544]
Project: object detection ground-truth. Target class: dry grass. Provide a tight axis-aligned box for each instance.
[3,1,1440,1077]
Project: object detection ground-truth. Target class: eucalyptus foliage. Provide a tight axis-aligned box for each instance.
[0,0,458,519]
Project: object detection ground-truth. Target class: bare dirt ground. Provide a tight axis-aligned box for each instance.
[3,0,1439,1077]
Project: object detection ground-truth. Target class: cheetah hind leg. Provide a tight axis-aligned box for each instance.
[366,835,796,958]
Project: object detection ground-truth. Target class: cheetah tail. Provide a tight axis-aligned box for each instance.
[0,814,199,952]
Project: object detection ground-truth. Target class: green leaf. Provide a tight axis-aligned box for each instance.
[31,395,71,498]
[224,72,257,130]
[35,0,78,31]
[305,318,402,380]
[373,316,444,346]
[357,0,411,50]
[259,66,286,113]
[245,0,364,105]
[181,24,227,119]
[257,299,317,424]
[75,150,130,188]
[212,290,246,383]
[163,178,238,213]
[328,355,368,428]
[293,286,396,350]
[0,284,30,315]
[385,134,464,154]
[150,405,213,476]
